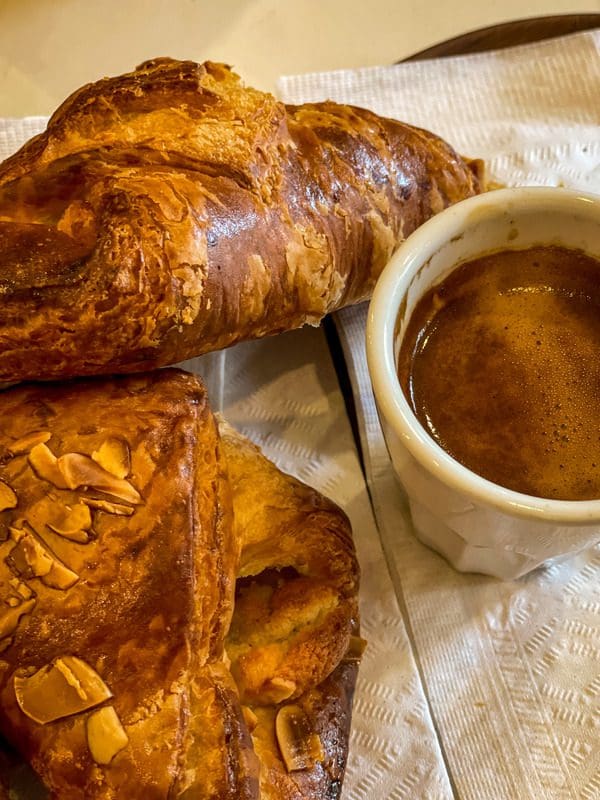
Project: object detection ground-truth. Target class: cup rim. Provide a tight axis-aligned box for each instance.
[366,186,600,524]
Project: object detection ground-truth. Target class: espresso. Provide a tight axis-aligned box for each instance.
[398,245,600,501]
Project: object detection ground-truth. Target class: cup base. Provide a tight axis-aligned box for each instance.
[408,499,542,580]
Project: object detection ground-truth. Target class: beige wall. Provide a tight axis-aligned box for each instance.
[0,0,599,115]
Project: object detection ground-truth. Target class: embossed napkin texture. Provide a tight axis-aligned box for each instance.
[0,123,449,796]
[278,30,600,800]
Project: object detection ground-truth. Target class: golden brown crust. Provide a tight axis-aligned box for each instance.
[0,372,361,799]
[0,58,482,383]
[218,420,359,799]
[0,370,248,799]
[249,661,358,800]
[219,422,358,704]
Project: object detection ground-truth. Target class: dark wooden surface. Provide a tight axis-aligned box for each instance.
[402,13,600,61]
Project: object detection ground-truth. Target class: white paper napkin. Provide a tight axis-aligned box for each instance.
[220,329,453,800]
[279,29,600,800]
[0,121,448,796]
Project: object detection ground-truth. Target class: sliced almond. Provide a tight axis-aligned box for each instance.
[342,635,368,663]
[86,705,129,765]
[46,502,92,542]
[91,438,131,480]
[9,578,33,600]
[14,656,112,725]
[26,497,89,544]
[7,528,79,590]
[0,481,17,513]
[8,531,54,578]
[2,456,29,483]
[275,704,324,772]
[48,528,89,545]
[57,453,142,505]
[9,526,24,543]
[9,432,52,456]
[18,584,33,600]
[28,444,68,489]
[0,598,36,639]
[42,559,80,591]
[264,677,297,705]
[81,498,135,516]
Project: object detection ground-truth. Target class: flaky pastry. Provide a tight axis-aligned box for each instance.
[0,58,482,382]
[0,370,359,799]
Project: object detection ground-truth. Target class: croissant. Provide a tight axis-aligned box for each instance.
[0,369,359,799]
[0,58,482,382]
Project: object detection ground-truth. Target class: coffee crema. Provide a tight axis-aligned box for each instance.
[397,245,600,501]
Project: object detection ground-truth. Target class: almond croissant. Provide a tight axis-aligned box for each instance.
[0,370,360,799]
[0,58,482,382]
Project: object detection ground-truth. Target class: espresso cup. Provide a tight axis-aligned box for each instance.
[366,187,600,579]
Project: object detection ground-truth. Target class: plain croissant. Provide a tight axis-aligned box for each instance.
[0,58,482,382]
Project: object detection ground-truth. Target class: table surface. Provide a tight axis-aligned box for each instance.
[1,0,599,116]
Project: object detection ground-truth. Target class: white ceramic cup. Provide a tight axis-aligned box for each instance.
[366,187,600,579]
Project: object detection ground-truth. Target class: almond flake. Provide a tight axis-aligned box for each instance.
[57,453,142,505]
[6,528,79,590]
[87,706,129,765]
[275,704,324,773]
[91,438,131,480]
[81,498,135,516]
[0,598,36,640]
[46,502,92,542]
[342,635,368,663]
[9,432,52,456]
[14,656,112,724]
[28,444,68,489]
[0,481,17,513]
[8,532,54,578]
[42,559,80,590]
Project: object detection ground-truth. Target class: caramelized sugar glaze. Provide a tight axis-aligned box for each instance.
[398,246,600,501]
